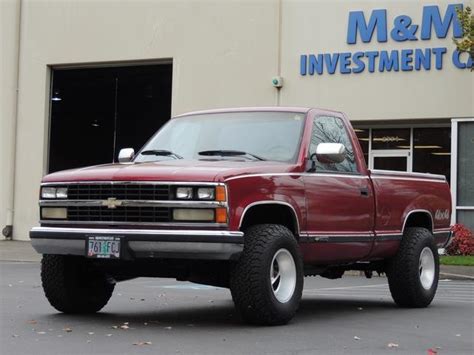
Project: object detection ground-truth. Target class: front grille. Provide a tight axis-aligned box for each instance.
[67,206,171,223]
[67,184,170,201]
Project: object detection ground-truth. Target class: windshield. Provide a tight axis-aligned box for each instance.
[134,111,306,163]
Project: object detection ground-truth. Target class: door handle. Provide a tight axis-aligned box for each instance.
[360,187,369,197]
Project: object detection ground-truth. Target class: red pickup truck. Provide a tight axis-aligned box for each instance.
[31,107,452,325]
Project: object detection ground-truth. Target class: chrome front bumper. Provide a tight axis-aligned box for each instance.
[30,227,244,260]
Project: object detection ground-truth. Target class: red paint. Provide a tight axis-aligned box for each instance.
[41,107,452,265]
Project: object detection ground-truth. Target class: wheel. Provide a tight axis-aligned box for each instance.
[41,254,115,313]
[386,227,439,308]
[230,224,304,325]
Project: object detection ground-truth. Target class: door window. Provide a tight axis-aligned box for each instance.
[309,116,357,173]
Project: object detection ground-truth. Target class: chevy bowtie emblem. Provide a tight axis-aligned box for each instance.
[102,197,122,209]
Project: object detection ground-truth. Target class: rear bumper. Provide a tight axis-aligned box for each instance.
[30,226,244,260]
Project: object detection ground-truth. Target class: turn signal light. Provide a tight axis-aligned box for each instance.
[216,186,226,202]
[215,207,227,223]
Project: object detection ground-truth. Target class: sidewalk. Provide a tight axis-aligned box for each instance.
[0,240,41,262]
[0,240,473,279]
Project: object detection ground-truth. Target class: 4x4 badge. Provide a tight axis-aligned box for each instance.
[102,197,122,209]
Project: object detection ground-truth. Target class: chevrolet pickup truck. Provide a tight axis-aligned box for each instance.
[30,107,452,325]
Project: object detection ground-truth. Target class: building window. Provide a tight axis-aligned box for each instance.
[354,126,451,183]
[413,127,451,182]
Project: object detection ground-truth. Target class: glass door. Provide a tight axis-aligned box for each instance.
[370,150,410,172]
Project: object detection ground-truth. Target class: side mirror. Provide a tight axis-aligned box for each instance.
[315,143,346,164]
[118,148,135,163]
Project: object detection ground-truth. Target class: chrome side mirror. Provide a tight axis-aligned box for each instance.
[315,143,346,164]
[118,148,135,163]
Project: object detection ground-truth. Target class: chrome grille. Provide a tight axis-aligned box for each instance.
[67,184,170,201]
[67,206,171,223]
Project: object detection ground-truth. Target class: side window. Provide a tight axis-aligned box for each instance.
[309,116,357,173]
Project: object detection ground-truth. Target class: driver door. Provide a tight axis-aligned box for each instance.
[302,115,375,263]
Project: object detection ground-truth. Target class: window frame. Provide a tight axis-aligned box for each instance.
[307,115,361,175]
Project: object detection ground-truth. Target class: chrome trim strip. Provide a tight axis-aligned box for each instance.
[39,220,228,227]
[238,200,301,234]
[39,200,226,208]
[370,169,446,181]
[225,172,368,181]
[41,181,225,186]
[31,226,243,238]
[402,209,434,233]
[370,176,446,183]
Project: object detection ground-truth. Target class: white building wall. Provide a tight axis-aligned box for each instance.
[280,0,474,120]
[12,0,280,240]
[2,0,474,240]
[0,0,21,240]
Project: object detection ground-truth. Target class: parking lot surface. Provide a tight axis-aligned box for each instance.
[1,261,472,354]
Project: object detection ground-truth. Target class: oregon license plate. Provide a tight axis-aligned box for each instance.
[87,236,121,259]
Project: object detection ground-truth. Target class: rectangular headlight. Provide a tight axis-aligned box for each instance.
[41,187,57,199]
[56,187,68,199]
[197,187,215,200]
[41,207,67,219]
[176,187,193,199]
[173,209,214,221]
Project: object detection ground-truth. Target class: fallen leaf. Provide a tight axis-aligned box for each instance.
[354,336,361,340]
[387,343,399,348]
[27,320,37,325]
[63,327,72,333]
[133,341,152,346]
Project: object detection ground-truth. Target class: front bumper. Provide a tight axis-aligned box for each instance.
[30,227,244,260]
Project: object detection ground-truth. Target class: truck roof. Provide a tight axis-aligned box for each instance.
[174,106,319,118]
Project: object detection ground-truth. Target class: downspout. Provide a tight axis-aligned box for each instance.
[2,0,22,240]
[275,0,282,106]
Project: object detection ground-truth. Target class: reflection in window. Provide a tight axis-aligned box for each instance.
[372,128,410,150]
[413,128,451,183]
[309,116,357,173]
[355,128,369,165]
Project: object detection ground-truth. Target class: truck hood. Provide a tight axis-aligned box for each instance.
[42,160,299,183]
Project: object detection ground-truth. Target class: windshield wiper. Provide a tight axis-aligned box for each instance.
[140,149,183,159]
[198,150,266,161]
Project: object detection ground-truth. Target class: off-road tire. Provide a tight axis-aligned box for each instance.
[41,254,115,313]
[387,227,439,308]
[230,224,304,325]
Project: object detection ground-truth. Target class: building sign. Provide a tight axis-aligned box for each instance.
[300,4,473,76]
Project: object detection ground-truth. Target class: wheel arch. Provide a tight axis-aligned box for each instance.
[402,209,434,234]
[239,201,300,237]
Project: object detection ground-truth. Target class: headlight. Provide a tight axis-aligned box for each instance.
[197,187,215,200]
[176,187,193,199]
[41,187,68,199]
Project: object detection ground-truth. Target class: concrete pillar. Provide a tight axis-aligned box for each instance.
[0,0,21,240]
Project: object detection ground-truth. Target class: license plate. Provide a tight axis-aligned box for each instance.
[87,236,121,259]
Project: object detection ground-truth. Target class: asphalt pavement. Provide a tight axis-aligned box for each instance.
[1,261,473,354]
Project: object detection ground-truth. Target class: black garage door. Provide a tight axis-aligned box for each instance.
[48,63,172,173]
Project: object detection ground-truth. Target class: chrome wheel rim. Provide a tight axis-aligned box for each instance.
[270,248,296,303]
[419,247,435,290]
